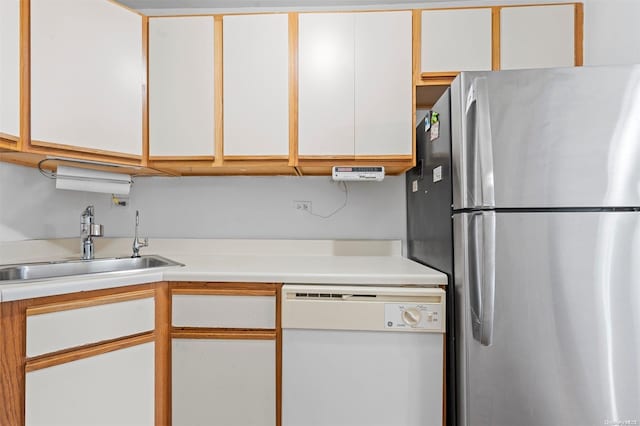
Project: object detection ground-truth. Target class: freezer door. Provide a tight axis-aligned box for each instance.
[454,211,640,426]
[451,66,640,209]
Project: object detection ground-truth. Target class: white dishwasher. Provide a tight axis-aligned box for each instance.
[282,285,445,426]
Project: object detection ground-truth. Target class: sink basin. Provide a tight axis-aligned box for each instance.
[0,255,183,283]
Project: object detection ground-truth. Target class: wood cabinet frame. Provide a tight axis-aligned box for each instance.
[168,281,282,426]
[2,2,584,176]
[0,283,159,426]
[415,2,584,108]
[0,281,283,426]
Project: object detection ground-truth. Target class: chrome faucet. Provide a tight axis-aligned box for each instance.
[80,205,103,260]
[132,210,148,258]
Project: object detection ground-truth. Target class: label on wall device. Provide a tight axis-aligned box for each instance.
[412,180,418,193]
[433,166,442,183]
[332,166,385,182]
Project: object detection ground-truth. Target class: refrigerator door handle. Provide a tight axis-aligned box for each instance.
[468,211,496,346]
[465,77,495,208]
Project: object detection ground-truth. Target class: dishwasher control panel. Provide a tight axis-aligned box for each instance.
[384,303,443,331]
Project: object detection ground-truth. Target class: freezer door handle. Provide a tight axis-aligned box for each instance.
[468,211,496,346]
[465,77,495,208]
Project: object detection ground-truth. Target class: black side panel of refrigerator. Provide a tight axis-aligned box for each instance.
[406,90,453,274]
[406,89,456,426]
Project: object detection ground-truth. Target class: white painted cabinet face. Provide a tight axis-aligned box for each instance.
[30,0,143,156]
[223,14,289,157]
[299,11,412,157]
[421,8,493,73]
[149,16,215,158]
[298,13,355,157]
[25,343,155,426]
[0,0,20,139]
[501,5,575,70]
[172,339,276,426]
[355,11,412,156]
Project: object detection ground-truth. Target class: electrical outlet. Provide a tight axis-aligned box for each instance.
[294,200,312,212]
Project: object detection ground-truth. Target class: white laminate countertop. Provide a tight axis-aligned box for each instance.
[0,239,447,302]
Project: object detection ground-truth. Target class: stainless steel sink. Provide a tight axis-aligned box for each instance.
[0,255,183,283]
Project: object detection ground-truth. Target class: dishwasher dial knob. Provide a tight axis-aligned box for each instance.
[401,308,421,326]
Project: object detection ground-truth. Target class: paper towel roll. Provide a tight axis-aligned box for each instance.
[55,165,132,194]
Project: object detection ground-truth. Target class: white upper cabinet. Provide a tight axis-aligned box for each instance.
[223,14,289,157]
[30,0,143,157]
[298,13,355,157]
[299,11,412,157]
[500,4,575,70]
[149,17,215,158]
[0,0,20,140]
[421,8,493,73]
[355,11,412,156]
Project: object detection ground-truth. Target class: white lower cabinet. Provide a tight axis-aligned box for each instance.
[25,342,155,426]
[172,338,276,426]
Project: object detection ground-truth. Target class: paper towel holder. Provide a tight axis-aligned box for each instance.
[38,156,135,194]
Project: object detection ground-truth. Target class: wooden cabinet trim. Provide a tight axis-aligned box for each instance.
[155,283,171,426]
[492,7,501,70]
[19,0,30,153]
[223,155,289,161]
[25,332,154,373]
[29,139,143,161]
[26,289,155,316]
[574,3,584,66]
[288,12,299,166]
[214,15,223,165]
[142,16,149,166]
[0,299,28,426]
[171,282,280,292]
[172,328,277,340]
[416,3,582,86]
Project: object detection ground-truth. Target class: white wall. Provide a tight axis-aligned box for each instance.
[583,0,640,66]
[0,162,406,242]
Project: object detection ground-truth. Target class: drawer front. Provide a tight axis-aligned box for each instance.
[172,294,276,329]
[26,295,155,358]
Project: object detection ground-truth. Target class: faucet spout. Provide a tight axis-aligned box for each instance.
[80,205,104,260]
[132,210,148,258]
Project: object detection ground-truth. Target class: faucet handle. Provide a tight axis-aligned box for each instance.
[90,224,104,237]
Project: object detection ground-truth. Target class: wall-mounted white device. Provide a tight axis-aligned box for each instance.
[331,166,385,182]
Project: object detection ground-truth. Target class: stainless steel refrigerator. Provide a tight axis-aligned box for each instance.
[407,65,640,426]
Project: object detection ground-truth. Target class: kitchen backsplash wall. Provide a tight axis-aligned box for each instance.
[0,162,405,242]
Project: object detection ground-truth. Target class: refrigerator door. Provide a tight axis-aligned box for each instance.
[451,65,640,209]
[454,211,640,426]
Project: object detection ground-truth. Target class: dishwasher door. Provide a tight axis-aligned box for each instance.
[282,285,445,426]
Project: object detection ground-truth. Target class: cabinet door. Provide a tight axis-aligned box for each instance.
[30,0,143,157]
[25,342,155,426]
[500,5,575,70]
[355,11,412,156]
[173,338,276,426]
[149,17,215,158]
[421,8,493,73]
[298,13,355,157]
[223,14,289,157]
[0,0,20,141]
